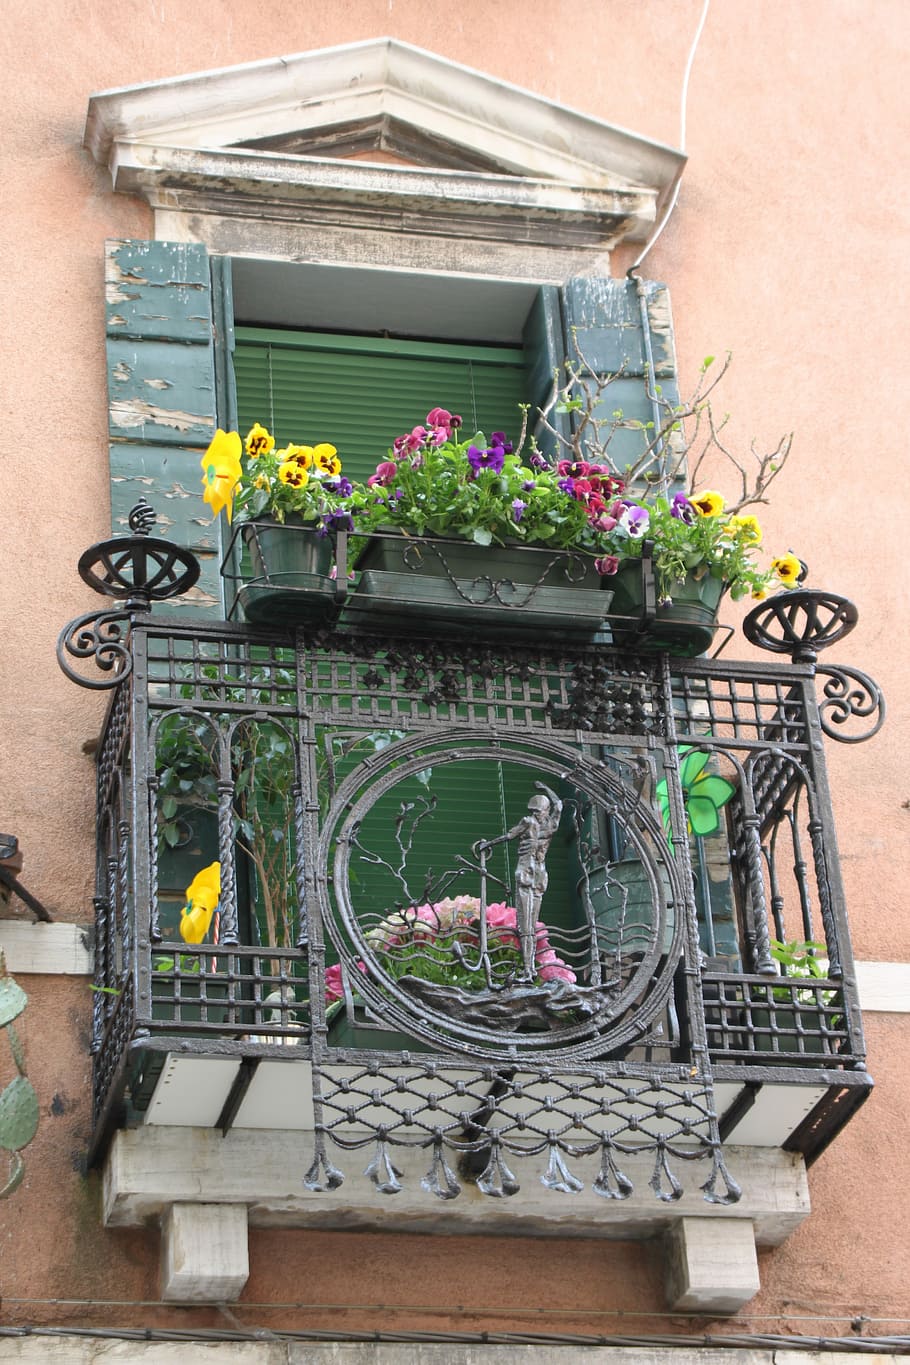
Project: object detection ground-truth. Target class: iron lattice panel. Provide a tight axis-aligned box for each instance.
[670,663,812,750]
[306,1059,740,1203]
[297,633,667,739]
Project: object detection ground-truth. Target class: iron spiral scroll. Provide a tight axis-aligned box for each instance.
[57,501,201,689]
[743,586,884,743]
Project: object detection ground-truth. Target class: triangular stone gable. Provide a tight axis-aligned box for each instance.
[85,38,684,214]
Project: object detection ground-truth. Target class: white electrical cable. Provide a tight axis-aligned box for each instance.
[628,0,710,273]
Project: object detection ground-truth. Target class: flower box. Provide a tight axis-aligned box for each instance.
[346,533,612,639]
[228,518,341,626]
[608,560,725,657]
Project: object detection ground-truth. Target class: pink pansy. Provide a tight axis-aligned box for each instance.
[325,960,368,1002]
[368,460,398,487]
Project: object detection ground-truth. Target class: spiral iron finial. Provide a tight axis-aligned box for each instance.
[128,499,157,536]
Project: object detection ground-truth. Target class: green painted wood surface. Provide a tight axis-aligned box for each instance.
[105,239,226,617]
[562,277,684,487]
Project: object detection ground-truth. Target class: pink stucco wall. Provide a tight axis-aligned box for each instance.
[1,0,908,1341]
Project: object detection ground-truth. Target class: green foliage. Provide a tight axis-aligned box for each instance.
[0,974,27,1028]
[768,939,834,1005]
[0,1076,39,1152]
[0,955,36,1199]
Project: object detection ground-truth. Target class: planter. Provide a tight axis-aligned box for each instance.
[608,561,725,657]
[346,533,612,639]
[326,999,431,1055]
[230,518,340,626]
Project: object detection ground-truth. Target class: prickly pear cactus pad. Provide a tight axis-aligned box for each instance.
[0,953,37,1198]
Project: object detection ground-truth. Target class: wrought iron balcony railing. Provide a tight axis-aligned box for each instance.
[60,509,884,1208]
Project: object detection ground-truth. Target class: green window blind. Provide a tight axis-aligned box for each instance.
[233,328,529,481]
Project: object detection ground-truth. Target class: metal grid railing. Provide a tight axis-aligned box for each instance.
[89,617,869,1194]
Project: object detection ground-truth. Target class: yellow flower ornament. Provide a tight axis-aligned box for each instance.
[179,862,221,944]
[201,430,242,522]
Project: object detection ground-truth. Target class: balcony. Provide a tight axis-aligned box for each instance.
[59,518,883,1310]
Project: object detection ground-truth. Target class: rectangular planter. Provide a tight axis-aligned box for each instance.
[346,534,612,639]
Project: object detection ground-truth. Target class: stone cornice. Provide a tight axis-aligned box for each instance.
[110,142,656,247]
[85,39,685,253]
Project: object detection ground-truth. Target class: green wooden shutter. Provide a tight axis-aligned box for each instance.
[105,239,225,616]
[522,285,571,458]
[560,276,684,489]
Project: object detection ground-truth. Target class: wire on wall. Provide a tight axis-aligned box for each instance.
[628,0,710,275]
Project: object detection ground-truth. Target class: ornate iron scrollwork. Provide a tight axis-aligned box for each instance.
[743,586,884,745]
[57,501,201,689]
[56,608,134,690]
[815,664,886,744]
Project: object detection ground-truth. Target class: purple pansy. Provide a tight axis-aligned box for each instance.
[511,498,528,522]
[619,505,650,538]
[594,555,620,576]
[671,493,696,524]
[467,443,506,475]
[490,431,514,455]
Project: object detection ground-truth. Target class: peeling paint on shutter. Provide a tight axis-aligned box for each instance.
[562,276,684,489]
[105,239,223,616]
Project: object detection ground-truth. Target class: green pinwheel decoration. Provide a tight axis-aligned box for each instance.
[656,746,736,845]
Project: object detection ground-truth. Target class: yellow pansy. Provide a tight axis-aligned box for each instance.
[244,422,275,459]
[279,461,309,489]
[179,862,221,945]
[771,553,802,584]
[200,430,242,522]
[253,473,270,491]
[691,489,725,518]
[730,514,762,544]
[277,444,313,470]
[313,444,341,476]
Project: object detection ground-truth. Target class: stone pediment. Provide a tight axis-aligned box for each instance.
[84,39,685,250]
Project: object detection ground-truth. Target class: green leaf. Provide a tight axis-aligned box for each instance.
[0,1150,24,1200]
[6,1024,26,1076]
[0,1076,39,1151]
[163,823,181,848]
[678,749,711,786]
[161,795,179,819]
[471,528,493,547]
[0,976,27,1028]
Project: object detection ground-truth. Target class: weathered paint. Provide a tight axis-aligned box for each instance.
[105,239,224,615]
